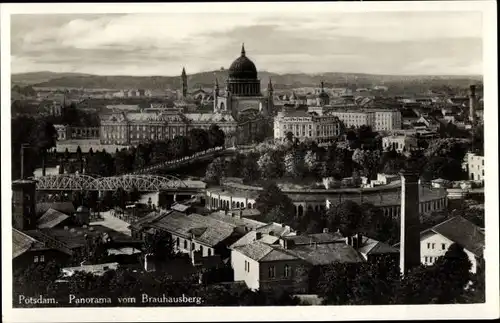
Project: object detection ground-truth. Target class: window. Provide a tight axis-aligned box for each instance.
[441,243,446,250]
[268,266,275,278]
[177,237,180,246]
[34,256,39,263]
[424,256,428,263]
[427,243,431,249]
[208,249,212,256]
[200,245,204,255]
[184,240,187,249]
[40,255,45,263]
[284,265,291,278]
[432,243,435,249]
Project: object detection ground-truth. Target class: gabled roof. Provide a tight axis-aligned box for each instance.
[12,229,45,259]
[38,208,70,229]
[430,216,484,257]
[357,236,399,256]
[394,216,485,258]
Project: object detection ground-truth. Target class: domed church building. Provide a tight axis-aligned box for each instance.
[214,44,274,120]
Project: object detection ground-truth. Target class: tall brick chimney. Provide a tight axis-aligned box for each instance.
[399,168,421,274]
[469,85,477,124]
[12,144,37,230]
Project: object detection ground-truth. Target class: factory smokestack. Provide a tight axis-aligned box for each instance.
[20,144,29,180]
[469,84,477,124]
[399,160,421,274]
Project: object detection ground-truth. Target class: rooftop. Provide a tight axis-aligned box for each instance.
[429,216,484,257]
[12,229,45,259]
[37,208,70,229]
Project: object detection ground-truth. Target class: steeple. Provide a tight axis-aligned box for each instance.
[181,66,187,98]
[267,77,273,97]
[321,81,325,92]
[214,77,220,96]
[241,43,246,57]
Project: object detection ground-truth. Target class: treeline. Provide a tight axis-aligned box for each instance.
[311,244,484,305]
[59,125,225,177]
[253,182,399,244]
[206,139,406,186]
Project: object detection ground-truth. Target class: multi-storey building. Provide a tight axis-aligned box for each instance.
[273,110,343,143]
[466,152,485,182]
[309,107,402,131]
[54,125,100,141]
[99,110,238,145]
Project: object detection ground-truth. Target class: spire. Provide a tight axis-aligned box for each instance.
[241,43,246,57]
[268,77,273,89]
[182,67,186,76]
[321,81,325,92]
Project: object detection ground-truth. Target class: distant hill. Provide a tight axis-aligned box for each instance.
[12,70,482,92]
[11,71,93,86]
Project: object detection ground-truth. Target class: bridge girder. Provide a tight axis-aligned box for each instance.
[35,174,189,192]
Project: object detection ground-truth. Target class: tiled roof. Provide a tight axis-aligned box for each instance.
[230,231,279,249]
[207,211,266,230]
[38,208,70,229]
[256,222,294,237]
[285,232,343,245]
[12,229,45,259]
[152,211,238,247]
[277,242,364,265]
[357,236,399,256]
[430,216,484,257]
[232,241,275,261]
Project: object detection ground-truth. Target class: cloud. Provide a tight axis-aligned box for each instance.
[10,12,483,76]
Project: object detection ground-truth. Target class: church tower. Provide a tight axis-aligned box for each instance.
[181,67,187,98]
[266,78,274,116]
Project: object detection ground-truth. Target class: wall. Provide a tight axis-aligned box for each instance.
[231,249,260,290]
[467,153,484,182]
[13,249,71,271]
[172,234,214,257]
[258,259,305,292]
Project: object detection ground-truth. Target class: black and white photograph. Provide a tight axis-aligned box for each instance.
[1,1,498,322]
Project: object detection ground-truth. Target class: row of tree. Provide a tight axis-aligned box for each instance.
[313,243,483,305]
[60,124,225,177]
[254,182,399,243]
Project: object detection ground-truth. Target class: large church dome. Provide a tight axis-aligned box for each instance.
[228,44,258,80]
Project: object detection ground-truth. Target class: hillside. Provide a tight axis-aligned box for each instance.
[12,70,482,92]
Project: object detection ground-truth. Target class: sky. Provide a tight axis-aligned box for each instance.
[10,11,483,76]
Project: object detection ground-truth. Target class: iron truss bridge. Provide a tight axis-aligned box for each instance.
[35,174,190,192]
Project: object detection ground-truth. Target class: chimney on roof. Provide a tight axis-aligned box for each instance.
[255,232,262,240]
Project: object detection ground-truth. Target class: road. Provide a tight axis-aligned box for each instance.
[90,210,132,236]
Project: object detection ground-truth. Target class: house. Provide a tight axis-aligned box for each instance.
[129,210,272,261]
[230,231,365,292]
[12,228,72,270]
[354,235,399,262]
[466,152,485,182]
[418,216,484,273]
